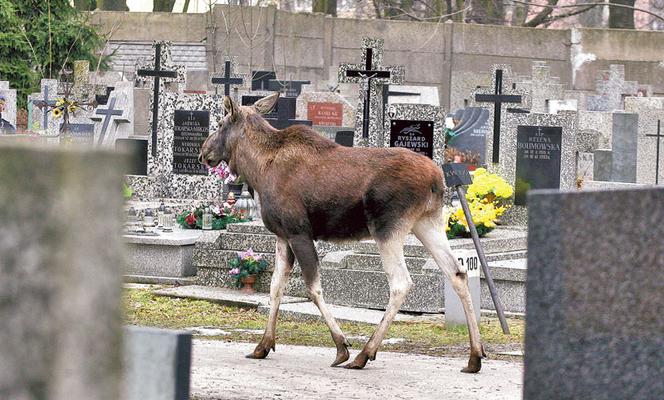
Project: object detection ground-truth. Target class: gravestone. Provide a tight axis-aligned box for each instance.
[210,57,246,101]
[144,91,224,200]
[609,112,639,183]
[470,64,525,164]
[251,71,276,91]
[518,61,564,114]
[444,249,481,326]
[387,85,440,106]
[384,103,445,166]
[242,95,312,130]
[338,37,405,147]
[91,82,132,147]
[447,107,491,166]
[66,123,96,145]
[117,138,148,176]
[499,111,577,221]
[514,125,563,205]
[268,78,310,98]
[30,79,60,134]
[449,70,491,112]
[0,81,17,134]
[0,144,125,399]
[96,86,115,105]
[172,110,209,175]
[576,152,594,182]
[123,326,191,400]
[136,41,186,157]
[335,130,354,147]
[625,97,664,185]
[525,187,664,400]
[296,90,356,131]
[587,64,639,111]
[72,60,95,103]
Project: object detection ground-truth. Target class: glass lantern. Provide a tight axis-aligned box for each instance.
[235,186,257,220]
[162,207,174,232]
[202,206,213,230]
[143,208,154,233]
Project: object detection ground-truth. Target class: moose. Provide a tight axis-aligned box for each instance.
[199,93,485,372]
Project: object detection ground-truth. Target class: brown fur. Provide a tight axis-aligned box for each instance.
[199,93,484,372]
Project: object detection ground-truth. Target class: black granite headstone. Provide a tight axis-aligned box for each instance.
[116,138,148,176]
[448,107,490,165]
[335,130,354,147]
[514,125,562,205]
[251,71,277,91]
[172,110,209,175]
[389,119,434,159]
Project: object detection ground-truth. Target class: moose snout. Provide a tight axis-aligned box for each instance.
[198,153,206,165]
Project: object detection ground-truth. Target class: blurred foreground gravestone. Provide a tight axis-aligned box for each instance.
[0,143,126,400]
[525,188,664,400]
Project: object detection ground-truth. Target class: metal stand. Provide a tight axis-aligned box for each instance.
[456,186,510,334]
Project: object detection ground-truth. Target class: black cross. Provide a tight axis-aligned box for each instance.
[211,60,245,96]
[475,69,522,163]
[94,97,124,145]
[267,79,311,97]
[31,84,56,130]
[264,98,311,130]
[137,43,178,157]
[343,47,391,139]
[646,119,663,185]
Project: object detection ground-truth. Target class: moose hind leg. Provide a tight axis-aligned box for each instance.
[289,236,351,367]
[248,236,294,359]
[412,217,485,373]
[345,235,412,369]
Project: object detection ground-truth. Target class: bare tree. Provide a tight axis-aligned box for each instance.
[466,0,506,24]
[153,0,177,12]
[313,0,337,15]
[96,0,129,10]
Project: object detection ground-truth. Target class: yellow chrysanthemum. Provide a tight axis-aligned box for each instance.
[52,107,63,118]
[55,98,65,107]
[67,104,78,114]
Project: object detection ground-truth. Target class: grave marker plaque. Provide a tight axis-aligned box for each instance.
[172,110,209,175]
[514,125,562,205]
[65,123,95,145]
[389,120,434,159]
[308,102,343,126]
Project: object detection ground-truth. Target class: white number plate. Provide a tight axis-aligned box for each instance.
[455,249,481,278]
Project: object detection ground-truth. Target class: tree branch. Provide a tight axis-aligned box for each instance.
[523,0,558,28]
[513,0,664,25]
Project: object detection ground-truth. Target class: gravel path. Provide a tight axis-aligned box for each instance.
[191,340,523,400]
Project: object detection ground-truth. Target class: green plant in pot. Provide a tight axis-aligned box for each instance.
[228,248,268,293]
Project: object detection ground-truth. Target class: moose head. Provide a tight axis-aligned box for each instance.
[198,92,280,169]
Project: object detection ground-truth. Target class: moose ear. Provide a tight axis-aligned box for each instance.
[223,96,238,120]
[253,92,279,115]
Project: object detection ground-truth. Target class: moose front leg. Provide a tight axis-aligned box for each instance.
[248,236,294,359]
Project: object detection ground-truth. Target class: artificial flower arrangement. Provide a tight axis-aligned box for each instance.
[228,248,269,288]
[446,168,513,239]
[176,203,248,230]
[51,98,80,119]
[209,164,244,185]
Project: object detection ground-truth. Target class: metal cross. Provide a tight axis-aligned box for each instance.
[31,84,56,130]
[211,60,245,96]
[645,119,663,185]
[343,47,391,139]
[94,97,124,145]
[475,69,523,163]
[137,43,178,156]
[263,97,311,130]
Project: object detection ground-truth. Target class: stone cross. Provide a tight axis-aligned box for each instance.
[267,78,311,97]
[92,97,126,146]
[587,64,639,111]
[211,59,246,97]
[645,119,663,185]
[474,67,523,163]
[338,37,405,145]
[31,80,58,131]
[72,60,94,102]
[137,42,179,156]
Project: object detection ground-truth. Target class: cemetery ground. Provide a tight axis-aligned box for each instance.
[124,285,524,359]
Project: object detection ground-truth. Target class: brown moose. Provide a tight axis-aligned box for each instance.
[199,93,485,372]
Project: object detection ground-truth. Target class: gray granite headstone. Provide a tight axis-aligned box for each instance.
[610,112,639,183]
[123,326,192,400]
[0,144,125,399]
[593,149,613,181]
[586,64,639,111]
[525,187,664,399]
[91,81,132,148]
[30,79,61,134]
[518,61,564,114]
[0,81,17,133]
[625,96,664,185]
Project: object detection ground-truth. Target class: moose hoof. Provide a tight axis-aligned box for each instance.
[330,340,351,367]
[461,354,482,373]
[344,351,370,370]
[246,338,275,359]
